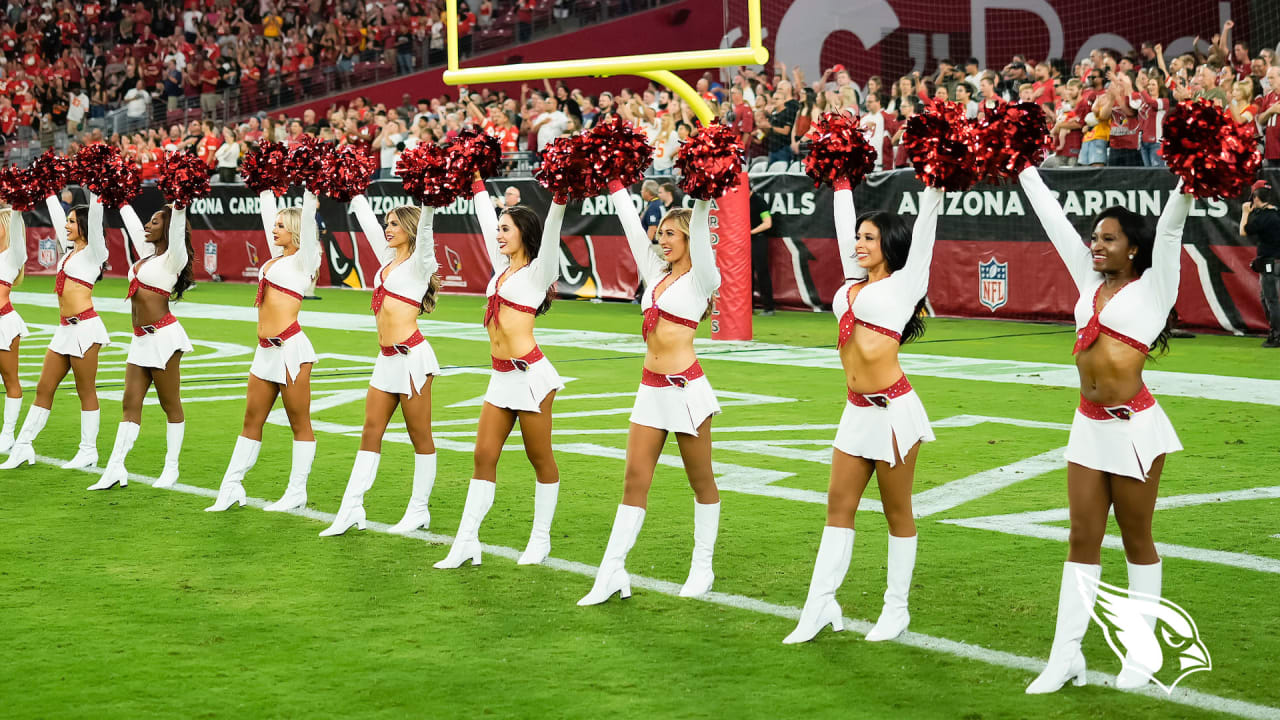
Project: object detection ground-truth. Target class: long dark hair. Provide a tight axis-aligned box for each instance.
[68,204,106,282]
[501,204,554,316]
[1093,206,1170,354]
[857,210,928,344]
[158,205,195,301]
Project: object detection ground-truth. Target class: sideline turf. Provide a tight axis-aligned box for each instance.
[1,277,1275,719]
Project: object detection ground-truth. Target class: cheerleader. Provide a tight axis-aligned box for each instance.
[1019,167,1190,693]
[2,194,110,470]
[87,202,194,490]
[578,180,721,605]
[784,180,941,644]
[433,178,565,567]
[0,204,30,453]
[318,195,441,536]
[206,190,320,512]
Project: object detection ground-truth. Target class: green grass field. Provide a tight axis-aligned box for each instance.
[2,276,1277,720]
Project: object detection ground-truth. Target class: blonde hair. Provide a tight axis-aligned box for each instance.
[388,205,442,313]
[276,207,302,248]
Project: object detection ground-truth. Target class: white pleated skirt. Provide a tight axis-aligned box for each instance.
[484,357,565,412]
[126,321,194,369]
[629,375,721,436]
[49,316,111,358]
[370,341,440,397]
[250,331,318,386]
[1064,402,1182,481]
[832,389,935,466]
[0,310,28,348]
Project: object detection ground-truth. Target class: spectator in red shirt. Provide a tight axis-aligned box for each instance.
[199,61,220,116]
[1106,73,1142,166]
[1257,67,1280,167]
[1032,63,1056,106]
[1044,79,1084,167]
[730,87,753,149]
[1137,73,1170,167]
[196,121,222,167]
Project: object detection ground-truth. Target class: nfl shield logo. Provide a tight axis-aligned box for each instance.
[979,257,1008,312]
[204,241,218,274]
[38,237,58,269]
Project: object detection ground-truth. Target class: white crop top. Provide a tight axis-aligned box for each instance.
[120,204,188,296]
[55,192,109,294]
[351,194,439,312]
[612,188,720,339]
[472,185,564,322]
[0,206,27,287]
[1020,167,1190,354]
[255,189,320,304]
[831,185,941,345]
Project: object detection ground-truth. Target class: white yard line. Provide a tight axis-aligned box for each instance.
[32,455,1279,720]
[14,292,1280,406]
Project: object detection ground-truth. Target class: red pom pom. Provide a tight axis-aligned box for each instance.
[73,144,141,208]
[673,124,744,200]
[158,152,212,209]
[901,103,982,191]
[397,143,467,207]
[534,135,594,202]
[978,102,1052,181]
[241,141,290,196]
[27,151,71,200]
[0,167,42,211]
[287,136,328,189]
[803,112,877,188]
[1162,99,1262,199]
[451,130,503,180]
[584,115,653,190]
[312,144,378,202]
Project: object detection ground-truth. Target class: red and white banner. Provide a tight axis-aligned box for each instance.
[711,172,752,341]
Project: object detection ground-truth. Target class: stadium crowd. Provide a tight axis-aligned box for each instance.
[3,3,1280,176]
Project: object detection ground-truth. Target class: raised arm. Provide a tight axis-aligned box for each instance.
[410,204,440,278]
[1018,166,1095,289]
[350,194,393,265]
[46,195,68,247]
[1149,182,1192,308]
[471,180,503,270]
[119,203,154,258]
[833,178,866,281]
[610,181,664,287]
[87,192,108,264]
[259,189,283,258]
[688,199,721,296]
[2,210,26,270]
[528,201,564,290]
[896,186,942,298]
[297,191,321,278]
[161,206,189,275]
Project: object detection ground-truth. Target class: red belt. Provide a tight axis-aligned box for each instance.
[380,329,425,356]
[492,346,545,372]
[133,313,179,336]
[641,361,705,388]
[60,308,99,326]
[0,302,12,316]
[1077,386,1156,421]
[259,321,303,348]
[847,375,913,408]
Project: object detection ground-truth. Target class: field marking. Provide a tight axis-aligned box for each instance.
[13,292,1280,406]
[28,454,1279,720]
[944,487,1280,575]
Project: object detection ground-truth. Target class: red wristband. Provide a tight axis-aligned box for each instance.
[608,179,625,194]
[833,177,852,191]
[472,179,486,195]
